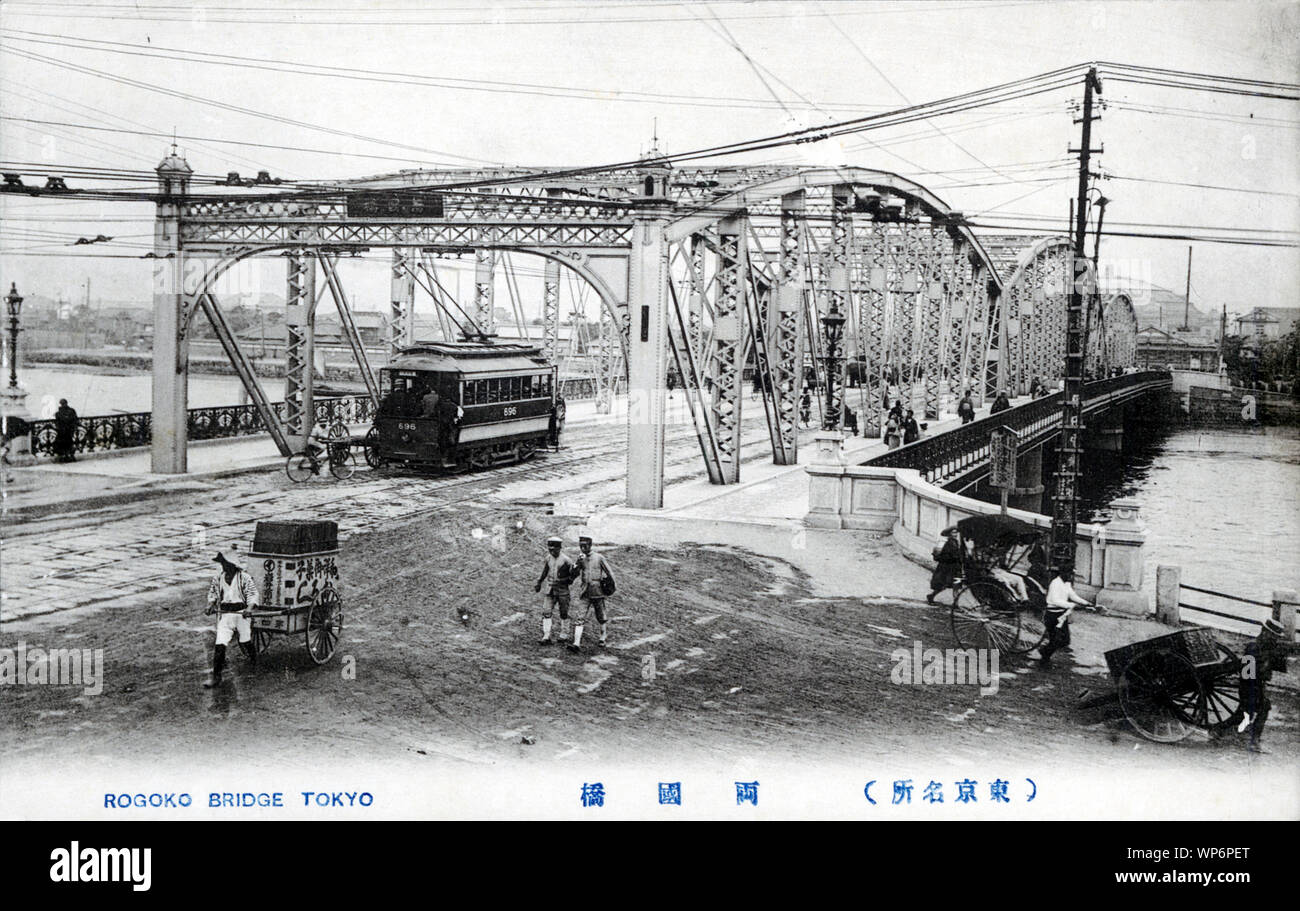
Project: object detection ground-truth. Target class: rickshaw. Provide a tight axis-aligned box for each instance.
[942,513,1050,657]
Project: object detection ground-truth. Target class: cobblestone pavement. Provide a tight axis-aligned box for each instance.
[1,401,809,622]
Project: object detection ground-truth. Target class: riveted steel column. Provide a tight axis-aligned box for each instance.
[150,194,187,473]
[770,191,805,464]
[688,234,705,361]
[712,213,747,483]
[863,219,888,436]
[626,207,672,508]
[474,243,496,335]
[894,217,920,413]
[542,257,561,364]
[284,251,316,452]
[919,223,945,420]
[389,246,415,357]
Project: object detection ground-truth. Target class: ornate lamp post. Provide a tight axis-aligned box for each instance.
[1,281,33,464]
[820,308,846,431]
[5,282,22,391]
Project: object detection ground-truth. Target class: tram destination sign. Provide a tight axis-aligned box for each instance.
[346,191,444,219]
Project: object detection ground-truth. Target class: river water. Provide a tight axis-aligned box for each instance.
[1078,425,1300,632]
[13,366,283,418]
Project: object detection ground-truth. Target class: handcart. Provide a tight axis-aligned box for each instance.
[1104,626,1241,743]
[244,520,344,665]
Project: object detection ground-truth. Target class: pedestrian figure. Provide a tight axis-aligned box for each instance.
[204,552,260,688]
[1226,617,1290,753]
[843,406,859,436]
[570,535,616,652]
[53,398,78,462]
[989,390,1011,415]
[534,536,576,645]
[957,392,976,425]
[1037,562,1094,667]
[902,410,920,445]
[799,388,812,427]
[1029,376,1044,399]
[927,527,964,604]
[884,412,902,449]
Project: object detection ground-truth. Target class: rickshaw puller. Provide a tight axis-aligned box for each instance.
[204,552,260,688]
[1038,561,1093,667]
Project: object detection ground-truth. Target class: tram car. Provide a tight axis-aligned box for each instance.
[368,340,564,471]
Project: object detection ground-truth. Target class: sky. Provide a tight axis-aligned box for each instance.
[0,0,1297,325]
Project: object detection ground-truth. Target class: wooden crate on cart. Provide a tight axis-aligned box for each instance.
[245,520,343,664]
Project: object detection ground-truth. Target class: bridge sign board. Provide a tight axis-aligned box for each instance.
[346,191,444,219]
[989,425,1019,514]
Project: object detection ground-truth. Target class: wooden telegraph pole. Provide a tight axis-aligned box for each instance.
[1050,66,1103,574]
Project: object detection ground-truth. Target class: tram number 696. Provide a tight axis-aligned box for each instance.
[502,406,517,417]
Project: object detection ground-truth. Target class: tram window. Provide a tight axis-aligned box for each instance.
[488,379,500,403]
[464,381,477,406]
[510,377,522,400]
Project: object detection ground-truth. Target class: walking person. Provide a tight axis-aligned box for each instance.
[53,399,78,462]
[902,409,921,445]
[204,552,260,688]
[570,535,616,653]
[884,411,902,450]
[989,390,1011,415]
[927,527,964,604]
[1228,617,1290,753]
[957,392,976,425]
[799,387,812,428]
[1037,562,1094,668]
[534,536,576,645]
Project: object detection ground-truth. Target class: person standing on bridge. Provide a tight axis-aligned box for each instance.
[902,410,921,445]
[204,552,260,688]
[957,392,976,424]
[53,399,78,463]
[990,391,1011,415]
[534,536,576,645]
[570,535,616,653]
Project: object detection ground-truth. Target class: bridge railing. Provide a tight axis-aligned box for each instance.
[23,395,377,459]
[862,371,1170,485]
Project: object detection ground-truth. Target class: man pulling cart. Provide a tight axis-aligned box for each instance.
[204,552,260,688]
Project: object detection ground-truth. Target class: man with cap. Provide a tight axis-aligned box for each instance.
[204,552,260,688]
[570,535,616,653]
[1037,561,1094,668]
[533,536,576,645]
[1229,617,1290,753]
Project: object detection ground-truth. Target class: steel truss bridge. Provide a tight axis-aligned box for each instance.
[144,155,1139,507]
[865,370,1172,494]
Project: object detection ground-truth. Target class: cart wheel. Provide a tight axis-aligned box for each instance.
[306,588,343,665]
[329,448,356,480]
[327,420,349,441]
[286,452,315,483]
[1183,644,1242,731]
[950,583,1021,655]
[1015,602,1049,657]
[363,427,385,469]
[1117,648,1195,742]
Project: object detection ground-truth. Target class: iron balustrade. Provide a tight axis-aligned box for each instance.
[24,394,377,459]
[863,371,1170,487]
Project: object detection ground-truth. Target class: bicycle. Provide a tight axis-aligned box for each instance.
[286,440,355,482]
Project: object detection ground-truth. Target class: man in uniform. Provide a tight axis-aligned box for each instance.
[204,552,260,687]
[534,536,576,645]
[570,535,616,653]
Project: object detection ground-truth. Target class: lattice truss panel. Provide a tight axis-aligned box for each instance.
[284,251,315,440]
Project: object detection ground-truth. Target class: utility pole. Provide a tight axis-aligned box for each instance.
[1050,66,1103,576]
[1083,194,1108,376]
[1181,245,1193,331]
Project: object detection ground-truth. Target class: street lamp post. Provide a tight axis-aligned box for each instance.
[1,281,34,465]
[820,309,846,431]
[5,282,22,391]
